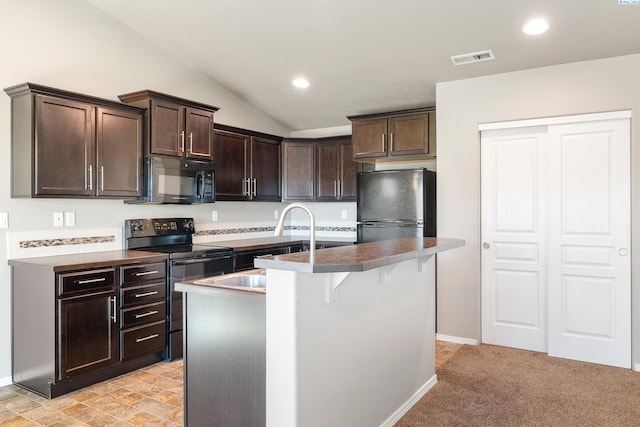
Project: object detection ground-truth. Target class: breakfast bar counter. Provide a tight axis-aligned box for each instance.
[255,237,464,427]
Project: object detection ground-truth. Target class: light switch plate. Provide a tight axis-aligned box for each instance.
[274,210,279,220]
[212,210,219,221]
[65,212,76,227]
[0,212,8,229]
[341,209,348,219]
[53,212,64,227]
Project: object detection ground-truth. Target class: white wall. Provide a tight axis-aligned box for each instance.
[0,0,296,383]
[436,54,640,365]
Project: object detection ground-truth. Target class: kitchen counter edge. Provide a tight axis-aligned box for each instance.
[254,237,465,273]
[8,250,168,272]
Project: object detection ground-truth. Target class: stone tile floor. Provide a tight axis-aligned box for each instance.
[0,341,462,426]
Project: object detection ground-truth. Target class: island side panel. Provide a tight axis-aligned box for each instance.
[266,269,299,426]
[266,256,437,427]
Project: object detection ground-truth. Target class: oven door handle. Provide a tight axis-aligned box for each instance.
[171,256,234,266]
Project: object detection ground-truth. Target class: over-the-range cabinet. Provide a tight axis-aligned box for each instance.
[214,125,282,201]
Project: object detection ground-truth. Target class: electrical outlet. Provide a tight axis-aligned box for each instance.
[341,209,348,220]
[53,212,64,227]
[274,210,279,220]
[0,212,8,229]
[212,210,219,221]
[64,212,76,227]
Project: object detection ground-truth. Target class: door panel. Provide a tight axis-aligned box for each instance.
[547,119,630,368]
[481,128,547,352]
[185,107,214,160]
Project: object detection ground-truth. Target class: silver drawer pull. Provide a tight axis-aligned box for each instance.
[135,310,159,319]
[134,270,159,277]
[135,334,159,343]
[77,277,106,284]
[134,291,159,298]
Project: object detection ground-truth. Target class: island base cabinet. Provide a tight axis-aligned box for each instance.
[266,257,436,427]
[184,289,266,427]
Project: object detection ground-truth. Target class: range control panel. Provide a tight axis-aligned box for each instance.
[125,218,195,238]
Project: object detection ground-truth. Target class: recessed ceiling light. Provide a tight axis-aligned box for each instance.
[523,18,549,35]
[292,78,310,89]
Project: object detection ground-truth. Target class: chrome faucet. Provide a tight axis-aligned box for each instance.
[274,202,316,263]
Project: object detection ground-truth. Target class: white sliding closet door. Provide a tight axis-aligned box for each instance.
[547,120,630,368]
[481,114,631,368]
[481,127,548,352]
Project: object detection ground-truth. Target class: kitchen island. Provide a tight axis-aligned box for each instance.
[178,237,464,427]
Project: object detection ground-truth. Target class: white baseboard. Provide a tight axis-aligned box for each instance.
[379,374,438,427]
[0,376,12,387]
[436,333,479,345]
[634,363,640,372]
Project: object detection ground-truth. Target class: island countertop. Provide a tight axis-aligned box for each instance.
[253,237,464,273]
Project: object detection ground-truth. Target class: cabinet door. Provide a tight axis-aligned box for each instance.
[35,95,94,196]
[96,107,143,197]
[388,113,430,156]
[250,137,281,201]
[315,141,339,201]
[352,118,387,159]
[185,107,214,160]
[58,290,118,380]
[214,130,250,200]
[283,141,314,201]
[150,99,183,157]
[338,140,361,200]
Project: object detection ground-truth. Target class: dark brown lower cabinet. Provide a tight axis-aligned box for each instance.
[58,288,118,380]
[10,254,167,398]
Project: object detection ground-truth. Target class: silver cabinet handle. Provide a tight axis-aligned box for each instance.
[619,248,629,256]
[334,180,338,197]
[100,166,104,191]
[77,277,106,284]
[252,178,257,196]
[483,242,490,249]
[110,296,116,323]
[338,180,343,198]
[188,132,193,153]
[135,334,159,343]
[134,291,158,298]
[88,165,93,191]
[180,131,185,152]
[390,133,394,152]
[134,270,159,277]
[381,134,385,152]
[135,310,159,319]
[242,178,248,196]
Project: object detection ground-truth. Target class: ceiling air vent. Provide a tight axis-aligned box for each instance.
[450,49,495,66]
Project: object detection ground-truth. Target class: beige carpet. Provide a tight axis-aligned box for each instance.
[397,344,640,426]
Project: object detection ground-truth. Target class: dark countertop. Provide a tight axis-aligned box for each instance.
[8,250,168,272]
[254,237,465,273]
[208,236,355,251]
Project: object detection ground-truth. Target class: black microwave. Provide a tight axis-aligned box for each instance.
[129,155,215,204]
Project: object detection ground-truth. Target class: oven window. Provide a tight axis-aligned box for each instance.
[171,257,234,283]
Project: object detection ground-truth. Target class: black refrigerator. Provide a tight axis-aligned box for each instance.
[357,168,436,243]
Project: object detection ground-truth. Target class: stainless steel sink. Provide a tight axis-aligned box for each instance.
[215,274,266,288]
[193,269,266,292]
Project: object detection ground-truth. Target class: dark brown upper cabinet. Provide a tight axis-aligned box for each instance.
[118,90,218,161]
[4,83,144,199]
[283,136,361,202]
[214,125,282,201]
[316,137,361,201]
[348,108,436,162]
[283,140,315,201]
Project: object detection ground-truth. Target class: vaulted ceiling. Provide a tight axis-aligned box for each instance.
[89,0,640,131]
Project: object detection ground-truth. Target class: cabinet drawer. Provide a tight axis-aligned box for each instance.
[121,262,166,286]
[58,268,116,296]
[121,282,166,307]
[121,301,166,329]
[121,321,166,361]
